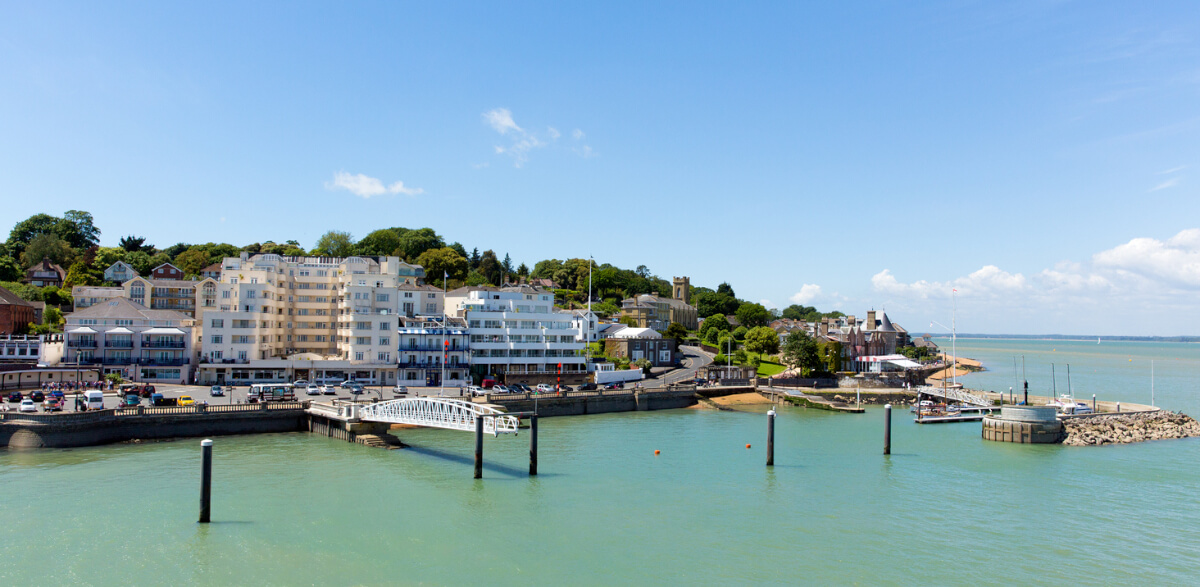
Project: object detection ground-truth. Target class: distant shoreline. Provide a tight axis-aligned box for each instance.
[930,335,1200,343]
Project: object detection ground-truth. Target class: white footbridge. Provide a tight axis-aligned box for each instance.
[357,398,520,436]
[915,385,991,407]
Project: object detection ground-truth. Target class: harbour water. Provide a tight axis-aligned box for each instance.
[3,340,1199,585]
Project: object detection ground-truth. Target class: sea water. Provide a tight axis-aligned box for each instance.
[2,339,1198,585]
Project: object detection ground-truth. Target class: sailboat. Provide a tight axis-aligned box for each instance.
[1097,337,1101,345]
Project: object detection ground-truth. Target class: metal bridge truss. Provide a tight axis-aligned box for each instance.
[915,385,991,407]
[357,398,520,436]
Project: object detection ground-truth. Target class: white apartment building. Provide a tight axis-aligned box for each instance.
[397,316,469,387]
[196,253,433,385]
[445,285,585,384]
[63,298,195,383]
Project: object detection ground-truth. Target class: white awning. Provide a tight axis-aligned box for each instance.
[68,326,96,333]
[107,327,133,334]
[143,327,185,335]
[888,358,921,369]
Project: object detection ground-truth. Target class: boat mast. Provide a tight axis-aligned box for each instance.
[1152,359,1155,407]
[951,289,957,387]
[1051,363,1057,397]
[1066,364,1072,402]
[1022,355,1028,404]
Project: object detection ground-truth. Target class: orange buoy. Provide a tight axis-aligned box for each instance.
[654,450,660,455]
[746,444,751,449]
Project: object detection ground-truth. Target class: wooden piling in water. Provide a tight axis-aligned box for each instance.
[199,439,212,523]
[766,408,775,467]
[529,414,538,476]
[474,417,483,479]
[884,405,892,455]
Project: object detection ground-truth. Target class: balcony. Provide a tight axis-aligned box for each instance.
[68,340,97,348]
[104,340,134,348]
[139,358,190,366]
[141,340,186,349]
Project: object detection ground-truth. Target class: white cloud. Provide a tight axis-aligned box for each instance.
[482,109,593,167]
[1093,228,1200,288]
[789,284,823,304]
[1149,177,1180,192]
[1159,165,1188,174]
[871,266,1028,299]
[325,171,424,198]
[482,108,521,134]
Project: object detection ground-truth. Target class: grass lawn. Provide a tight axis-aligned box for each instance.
[748,353,787,376]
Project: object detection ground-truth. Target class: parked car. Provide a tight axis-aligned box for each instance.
[348,386,364,395]
[481,378,497,389]
[321,385,337,395]
[7,392,22,403]
[122,394,140,407]
[340,380,359,389]
[492,385,510,393]
[535,384,555,393]
[604,382,625,390]
[19,398,37,412]
[43,398,64,412]
[466,386,485,397]
[578,383,597,391]
[83,390,105,410]
[559,385,574,392]
[392,385,409,396]
[150,394,178,407]
[30,390,45,402]
[305,385,322,396]
[50,390,65,400]
[210,385,225,397]
[178,396,196,406]
[292,380,310,388]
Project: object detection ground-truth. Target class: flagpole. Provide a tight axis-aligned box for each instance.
[441,270,447,396]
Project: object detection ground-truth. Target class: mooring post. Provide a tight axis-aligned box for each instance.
[1116,402,1120,413]
[766,408,776,467]
[474,416,484,479]
[883,404,892,455]
[1092,394,1096,413]
[1008,386,1013,404]
[529,414,538,476]
[199,439,213,523]
[1023,381,1028,406]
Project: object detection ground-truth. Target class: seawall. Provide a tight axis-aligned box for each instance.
[0,404,308,449]
[483,386,729,417]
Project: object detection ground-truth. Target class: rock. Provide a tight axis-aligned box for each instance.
[1061,411,1200,446]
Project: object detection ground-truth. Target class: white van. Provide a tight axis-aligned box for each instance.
[83,390,105,410]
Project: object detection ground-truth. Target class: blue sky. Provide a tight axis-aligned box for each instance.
[3,2,1199,336]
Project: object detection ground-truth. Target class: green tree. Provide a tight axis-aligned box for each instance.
[665,322,688,344]
[6,213,60,257]
[0,256,20,281]
[123,250,153,275]
[395,228,444,261]
[91,247,125,273]
[781,331,821,375]
[312,231,355,257]
[174,248,210,276]
[695,291,739,318]
[732,325,748,340]
[735,302,771,328]
[716,282,736,298]
[20,233,76,268]
[119,235,149,252]
[744,326,780,357]
[517,263,529,279]
[633,357,652,375]
[501,253,514,280]
[781,304,815,320]
[162,242,190,259]
[448,242,468,259]
[618,315,638,328]
[415,247,469,286]
[59,210,102,249]
[63,261,99,289]
[42,306,64,331]
[356,229,402,257]
[478,250,502,285]
[465,270,491,286]
[700,314,730,337]
[469,248,481,269]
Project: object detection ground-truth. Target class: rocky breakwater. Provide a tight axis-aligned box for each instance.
[1062,411,1200,446]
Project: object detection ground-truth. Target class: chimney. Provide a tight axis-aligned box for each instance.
[867,310,876,330]
[819,322,828,336]
[847,315,856,327]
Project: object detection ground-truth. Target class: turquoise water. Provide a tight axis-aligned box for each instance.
[941,337,1200,413]
[3,340,1199,585]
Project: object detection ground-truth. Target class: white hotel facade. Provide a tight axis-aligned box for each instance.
[196,253,437,386]
[445,286,586,383]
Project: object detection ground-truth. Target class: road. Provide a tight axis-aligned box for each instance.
[2,383,468,413]
[659,345,714,387]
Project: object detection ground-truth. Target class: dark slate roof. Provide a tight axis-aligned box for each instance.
[0,285,33,307]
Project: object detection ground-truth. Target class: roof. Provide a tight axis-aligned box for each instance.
[876,312,896,333]
[26,257,65,278]
[0,286,33,307]
[201,262,222,273]
[612,327,661,339]
[66,297,190,322]
[72,286,123,298]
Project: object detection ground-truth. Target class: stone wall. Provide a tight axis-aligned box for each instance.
[0,410,307,449]
[1061,411,1200,446]
[981,417,1063,444]
[486,388,701,417]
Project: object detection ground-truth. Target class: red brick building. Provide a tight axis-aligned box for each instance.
[150,262,184,280]
[0,286,35,335]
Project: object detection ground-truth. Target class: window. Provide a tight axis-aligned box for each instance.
[211,319,224,328]
[237,350,248,360]
[404,292,413,298]
[427,293,436,299]
[211,335,223,344]
[356,337,370,345]
[378,337,390,346]
[425,303,436,314]
[213,351,223,359]
[376,293,389,302]
[222,290,231,299]
[355,352,364,361]
[377,352,390,362]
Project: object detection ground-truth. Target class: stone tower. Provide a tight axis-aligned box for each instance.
[672,276,691,304]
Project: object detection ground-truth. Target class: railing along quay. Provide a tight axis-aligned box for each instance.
[483,384,699,403]
[0,402,306,422]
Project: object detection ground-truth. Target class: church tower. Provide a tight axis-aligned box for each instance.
[672,276,691,304]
